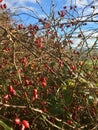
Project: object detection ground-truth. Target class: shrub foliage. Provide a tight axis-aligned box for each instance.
[0,1,98,130]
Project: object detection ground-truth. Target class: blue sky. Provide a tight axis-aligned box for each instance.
[3,0,98,47]
[3,0,98,25]
[3,0,95,24]
[4,0,67,25]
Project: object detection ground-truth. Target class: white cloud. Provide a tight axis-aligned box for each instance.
[3,0,42,22]
[65,0,88,7]
[72,29,98,48]
[75,0,88,7]
[4,0,40,11]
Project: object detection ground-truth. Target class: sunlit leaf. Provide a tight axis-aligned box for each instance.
[0,120,13,130]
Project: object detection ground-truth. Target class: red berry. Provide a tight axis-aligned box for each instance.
[79,61,83,66]
[60,11,65,17]
[37,42,43,48]
[41,81,47,87]
[83,93,86,98]
[41,101,46,106]
[21,57,27,65]
[22,120,29,128]
[40,77,46,82]
[58,11,65,17]
[3,4,6,9]
[42,107,47,112]
[74,5,77,8]
[69,40,73,44]
[35,38,43,48]
[0,0,2,3]
[40,77,47,87]
[33,25,39,30]
[78,34,82,38]
[8,86,14,93]
[67,120,73,125]
[70,6,73,10]
[44,62,48,68]
[63,6,67,9]
[66,24,70,28]
[18,24,24,30]
[24,80,30,86]
[15,118,20,125]
[72,115,77,121]
[71,65,76,70]
[91,5,95,9]
[28,24,33,30]
[0,64,2,68]
[23,109,27,114]
[33,89,38,99]
[4,94,9,100]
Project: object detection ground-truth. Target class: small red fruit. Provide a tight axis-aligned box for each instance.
[8,86,16,95]
[72,115,77,121]
[18,24,24,30]
[15,118,20,125]
[41,81,47,87]
[3,4,6,9]
[60,11,65,17]
[8,86,13,92]
[58,59,63,67]
[63,6,67,9]
[41,101,46,106]
[71,65,76,71]
[21,57,28,65]
[4,94,9,100]
[35,38,43,48]
[24,80,30,86]
[83,93,86,98]
[0,0,2,3]
[74,5,77,8]
[79,61,83,66]
[33,89,38,99]
[91,5,95,9]
[58,11,65,17]
[44,62,48,68]
[67,120,73,125]
[42,107,47,112]
[70,6,73,10]
[37,42,43,48]
[22,120,29,128]
[66,24,70,28]
[78,33,82,38]
[40,77,46,82]
[40,77,47,87]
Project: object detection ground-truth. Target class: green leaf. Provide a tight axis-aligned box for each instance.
[96,83,98,87]
[0,120,13,130]
[63,88,73,106]
[61,83,67,90]
[42,115,46,120]
[48,97,63,116]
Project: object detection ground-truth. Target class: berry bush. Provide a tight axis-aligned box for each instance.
[0,0,98,130]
